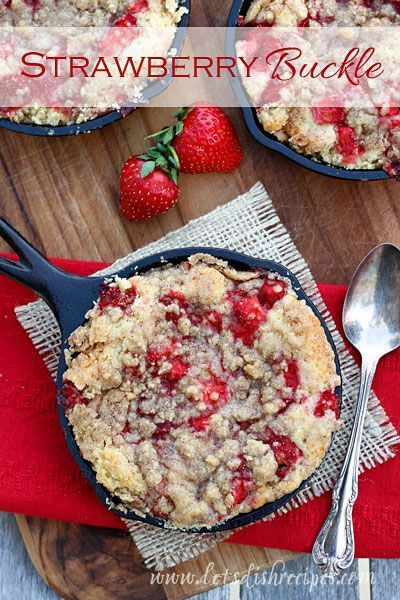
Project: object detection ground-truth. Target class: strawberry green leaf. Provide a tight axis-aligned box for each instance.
[141,160,156,178]
[161,127,175,145]
[146,127,169,140]
[155,155,168,168]
[170,167,178,185]
[175,120,184,136]
[168,145,180,169]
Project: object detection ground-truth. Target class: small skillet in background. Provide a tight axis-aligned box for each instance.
[226,0,388,181]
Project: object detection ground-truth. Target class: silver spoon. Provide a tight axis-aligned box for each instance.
[312,243,400,576]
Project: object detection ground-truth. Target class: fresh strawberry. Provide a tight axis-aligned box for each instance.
[120,155,179,221]
[148,103,243,174]
[172,104,243,173]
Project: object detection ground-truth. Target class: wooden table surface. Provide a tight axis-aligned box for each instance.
[0,1,399,598]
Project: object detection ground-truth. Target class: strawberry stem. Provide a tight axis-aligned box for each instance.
[138,107,195,182]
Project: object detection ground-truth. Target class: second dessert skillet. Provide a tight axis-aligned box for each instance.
[0,218,341,533]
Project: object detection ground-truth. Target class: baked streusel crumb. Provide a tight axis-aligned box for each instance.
[61,253,340,528]
[241,0,400,175]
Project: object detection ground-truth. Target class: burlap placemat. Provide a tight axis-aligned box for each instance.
[15,182,400,571]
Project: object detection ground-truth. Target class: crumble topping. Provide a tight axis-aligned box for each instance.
[241,0,400,175]
[61,253,341,528]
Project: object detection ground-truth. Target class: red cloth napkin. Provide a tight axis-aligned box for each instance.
[0,256,399,557]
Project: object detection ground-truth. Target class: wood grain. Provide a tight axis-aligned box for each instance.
[15,515,301,600]
[1,0,399,598]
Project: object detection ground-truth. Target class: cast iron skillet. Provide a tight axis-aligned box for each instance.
[0,218,341,533]
[0,0,190,137]
[226,0,388,181]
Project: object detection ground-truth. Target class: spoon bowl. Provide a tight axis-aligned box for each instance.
[343,244,400,359]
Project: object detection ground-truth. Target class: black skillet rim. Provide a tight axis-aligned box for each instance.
[226,0,389,181]
[0,0,190,137]
[56,247,342,533]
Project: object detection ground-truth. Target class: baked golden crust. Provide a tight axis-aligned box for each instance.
[62,253,340,528]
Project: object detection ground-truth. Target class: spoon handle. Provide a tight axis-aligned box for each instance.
[312,359,377,576]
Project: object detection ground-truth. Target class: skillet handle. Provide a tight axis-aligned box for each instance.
[0,218,104,337]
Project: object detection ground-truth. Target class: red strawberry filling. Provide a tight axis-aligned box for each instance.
[163,357,190,383]
[24,0,40,10]
[336,125,364,164]
[121,421,131,434]
[231,455,254,505]
[204,310,223,333]
[312,106,346,125]
[98,284,137,312]
[202,378,229,409]
[123,365,139,382]
[314,389,340,419]
[384,159,400,179]
[262,427,303,479]
[284,359,300,390]
[160,290,202,326]
[230,295,267,345]
[130,0,148,11]
[298,12,334,26]
[258,278,286,309]
[189,414,212,431]
[152,422,175,441]
[60,381,88,411]
[146,342,189,392]
[146,340,175,371]
[231,475,253,505]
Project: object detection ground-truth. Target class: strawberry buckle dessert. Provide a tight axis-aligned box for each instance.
[60,253,340,528]
[239,0,400,176]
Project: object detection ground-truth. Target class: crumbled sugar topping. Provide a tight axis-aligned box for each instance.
[62,253,340,528]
